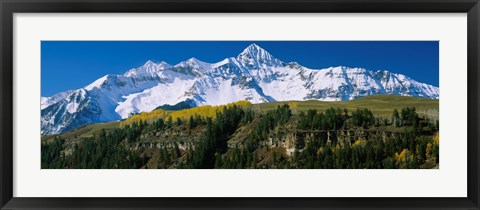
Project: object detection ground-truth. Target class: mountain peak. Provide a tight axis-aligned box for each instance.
[123,60,171,77]
[243,43,261,51]
[187,57,200,62]
[238,43,269,57]
[85,74,113,90]
[144,60,155,66]
[143,60,171,68]
[158,61,172,68]
[237,43,283,67]
[177,57,211,66]
[172,57,213,76]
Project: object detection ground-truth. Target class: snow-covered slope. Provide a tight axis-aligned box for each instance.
[41,90,74,109]
[41,43,439,135]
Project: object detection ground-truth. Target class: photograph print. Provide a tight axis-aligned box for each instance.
[41,41,439,169]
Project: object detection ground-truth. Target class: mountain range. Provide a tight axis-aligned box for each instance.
[41,43,439,135]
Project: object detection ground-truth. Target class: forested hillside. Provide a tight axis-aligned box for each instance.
[41,95,439,169]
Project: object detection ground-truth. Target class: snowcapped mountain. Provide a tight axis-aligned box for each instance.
[41,43,439,135]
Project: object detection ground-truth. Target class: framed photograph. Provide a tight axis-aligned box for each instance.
[1,0,479,209]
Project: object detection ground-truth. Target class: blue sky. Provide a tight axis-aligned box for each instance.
[41,41,439,97]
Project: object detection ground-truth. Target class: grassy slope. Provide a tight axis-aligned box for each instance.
[42,95,438,142]
[253,95,438,118]
[41,121,120,143]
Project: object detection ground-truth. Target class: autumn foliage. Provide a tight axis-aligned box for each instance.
[120,100,252,127]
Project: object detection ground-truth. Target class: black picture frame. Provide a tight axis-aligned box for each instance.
[1,0,479,209]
